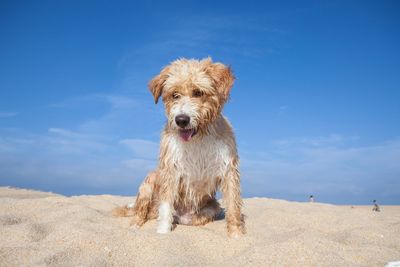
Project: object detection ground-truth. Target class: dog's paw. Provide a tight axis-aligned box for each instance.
[157,222,172,234]
[156,227,171,234]
[228,224,246,238]
[229,230,244,238]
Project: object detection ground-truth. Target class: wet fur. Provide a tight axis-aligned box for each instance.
[114,58,245,237]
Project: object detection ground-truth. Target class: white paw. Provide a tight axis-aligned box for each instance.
[157,223,171,234]
[157,202,172,234]
[229,232,242,238]
[228,226,245,238]
[157,227,171,234]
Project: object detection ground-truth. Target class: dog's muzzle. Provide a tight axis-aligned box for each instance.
[175,114,196,141]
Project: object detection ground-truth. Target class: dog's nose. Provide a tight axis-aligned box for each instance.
[175,114,190,128]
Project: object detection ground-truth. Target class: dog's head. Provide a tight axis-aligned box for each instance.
[148,58,235,142]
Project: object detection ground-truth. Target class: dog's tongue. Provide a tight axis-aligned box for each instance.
[179,129,194,142]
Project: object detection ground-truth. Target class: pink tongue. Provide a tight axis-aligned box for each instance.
[179,129,194,141]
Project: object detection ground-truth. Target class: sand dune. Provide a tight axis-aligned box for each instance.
[0,187,399,266]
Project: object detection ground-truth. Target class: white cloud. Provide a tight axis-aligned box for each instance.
[0,91,163,194]
[279,105,287,110]
[271,134,353,147]
[241,136,400,203]
[104,95,139,109]
[122,158,157,172]
[119,139,159,159]
[2,87,399,203]
[49,128,78,137]
[2,122,399,203]
[0,128,154,193]
[48,94,139,110]
[117,14,286,72]
[0,112,17,118]
[46,128,109,155]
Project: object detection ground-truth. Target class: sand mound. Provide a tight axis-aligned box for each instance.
[1,187,399,266]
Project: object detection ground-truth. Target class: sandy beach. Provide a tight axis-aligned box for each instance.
[0,186,399,266]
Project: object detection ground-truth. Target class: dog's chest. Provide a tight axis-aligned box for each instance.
[169,135,230,180]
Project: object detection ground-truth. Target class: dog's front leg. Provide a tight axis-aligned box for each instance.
[221,159,246,237]
[157,170,179,234]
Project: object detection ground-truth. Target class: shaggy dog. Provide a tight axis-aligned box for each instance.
[114,58,245,237]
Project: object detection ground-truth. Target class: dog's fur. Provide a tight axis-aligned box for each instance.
[114,58,245,236]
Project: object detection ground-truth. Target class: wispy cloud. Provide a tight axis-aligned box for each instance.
[271,134,353,147]
[122,158,157,173]
[1,107,399,203]
[0,93,163,195]
[279,105,288,110]
[278,105,288,115]
[105,95,139,109]
[118,14,287,72]
[0,127,153,195]
[0,112,18,118]
[48,128,78,138]
[241,135,400,204]
[48,94,140,110]
[1,89,399,203]
[46,128,109,155]
[120,139,159,159]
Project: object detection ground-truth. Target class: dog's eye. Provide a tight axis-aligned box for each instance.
[172,92,180,100]
[192,89,203,98]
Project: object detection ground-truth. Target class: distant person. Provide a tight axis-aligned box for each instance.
[309,195,314,203]
[372,200,380,212]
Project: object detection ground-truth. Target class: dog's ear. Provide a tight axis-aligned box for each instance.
[205,61,235,102]
[148,66,170,104]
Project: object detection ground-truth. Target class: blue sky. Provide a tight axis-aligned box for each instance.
[1,0,399,204]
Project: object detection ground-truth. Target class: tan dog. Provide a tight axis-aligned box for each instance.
[115,58,245,237]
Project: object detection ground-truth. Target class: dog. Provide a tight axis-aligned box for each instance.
[114,58,245,237]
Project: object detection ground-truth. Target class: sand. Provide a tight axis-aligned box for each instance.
[0,187,399,266]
